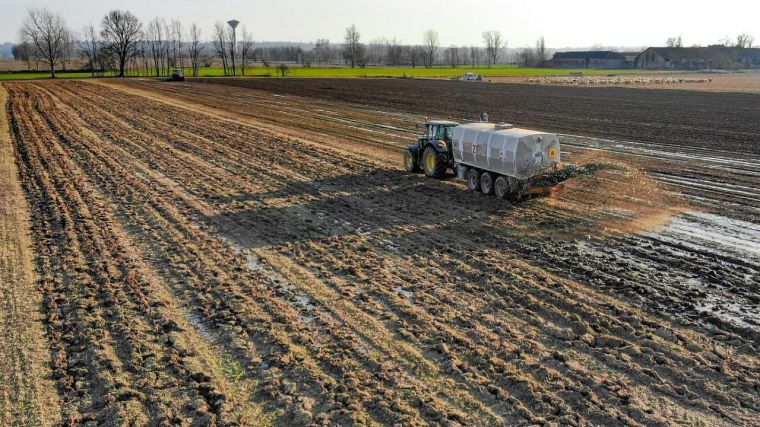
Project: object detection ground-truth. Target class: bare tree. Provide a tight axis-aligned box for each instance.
[446,46,460,68]
[314,38,332,65]
[422,29,439,68]
[517,47,534,67]
[666,35,683,48]
[12,41,35,71]
[19,8,70,78]
[213,21,229,75]
[146,18,167,76]
[482,30,504,68]
[60,27,75,71]
[736,33,755,48]
[188,23,203,77]
[386,37,402,66]
[535,36,547,67]
[367,38,387,65]
[343,25,361,68]
[469,45,480,67]
[81,23,101,76]
[100,10,142,77]
[170,20,183,68]
[239,26,254,76]
[227,23,237,76]
[408,45,422,68]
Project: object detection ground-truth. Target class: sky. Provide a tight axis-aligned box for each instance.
[1,0,758,48]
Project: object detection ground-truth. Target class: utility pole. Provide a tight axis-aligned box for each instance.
[227,19,239,76]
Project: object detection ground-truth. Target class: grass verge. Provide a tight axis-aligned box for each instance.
[1,66,658,80]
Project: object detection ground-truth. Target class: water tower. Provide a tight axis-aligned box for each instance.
[227,19,240,75]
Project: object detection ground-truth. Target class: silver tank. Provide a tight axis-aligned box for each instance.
[452,123,561,180]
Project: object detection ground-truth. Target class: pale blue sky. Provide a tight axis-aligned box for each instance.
[2,0,757,48]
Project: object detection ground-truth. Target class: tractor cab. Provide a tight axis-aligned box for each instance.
[420,120,458,144]
[403,120,459,178]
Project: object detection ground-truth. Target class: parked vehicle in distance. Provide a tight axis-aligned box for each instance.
[169,68,185,82]
[461,72,483,81]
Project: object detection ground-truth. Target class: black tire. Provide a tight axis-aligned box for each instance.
[508,176,521,194]
[480,172,495,195]
[466,168,481,191]
[422,146,447,179]
[494,176,510,199]
[403,147,420,173]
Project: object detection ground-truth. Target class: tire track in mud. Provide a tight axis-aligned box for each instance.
[108,79,760,337]
[107,79,760,223]
[74,80,756,424]
[0,84,60,426]
[64,81,665,424]
[14,81,488,425]
[6,83,287,425]
[81,81,760,424]
[6,80,759,425]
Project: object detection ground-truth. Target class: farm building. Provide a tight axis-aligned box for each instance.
[551,51,628,69]
[636,46,760,70]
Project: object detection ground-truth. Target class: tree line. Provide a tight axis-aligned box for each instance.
[16,8,257,78]
[665,33,755,48]
[337,26,512,69]
[15,7,556,78]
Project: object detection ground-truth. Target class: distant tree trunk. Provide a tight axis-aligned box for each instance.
[214,22,229,75]
[188,23,203,77]
[535,36,547,67]
[239,27,253,76]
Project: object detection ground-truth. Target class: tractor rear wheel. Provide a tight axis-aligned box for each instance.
[403,147,420,173]
[422,146,447,179]
[466,168,481,191]
[494,176,510,199]
[480,172,495,195]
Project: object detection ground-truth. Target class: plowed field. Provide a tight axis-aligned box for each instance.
[1,79,758,426]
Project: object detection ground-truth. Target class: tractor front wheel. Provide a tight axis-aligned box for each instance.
[403,147,420,173]
[422,146,447,179]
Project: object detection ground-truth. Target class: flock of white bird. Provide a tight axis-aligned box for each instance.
[524,76,712,86]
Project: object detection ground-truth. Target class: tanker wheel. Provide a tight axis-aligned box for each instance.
[480,172,495,195]
[508,177,521,194]
[494,176,510,199]
[466,168,481,191]
[422,146,447,179]
[403,147,420,173]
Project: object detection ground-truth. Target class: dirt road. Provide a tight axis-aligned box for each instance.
[1,79,758,425]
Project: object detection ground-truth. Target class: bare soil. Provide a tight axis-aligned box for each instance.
[0,82,60,426]
[1,78,758,426]
[488,71,760,93]
[192,76,760,153]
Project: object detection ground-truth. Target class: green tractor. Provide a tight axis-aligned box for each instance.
[403,120,459,178]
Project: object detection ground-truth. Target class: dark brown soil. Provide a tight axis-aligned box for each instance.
[194,77,760,153]
[3,79,758,426]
